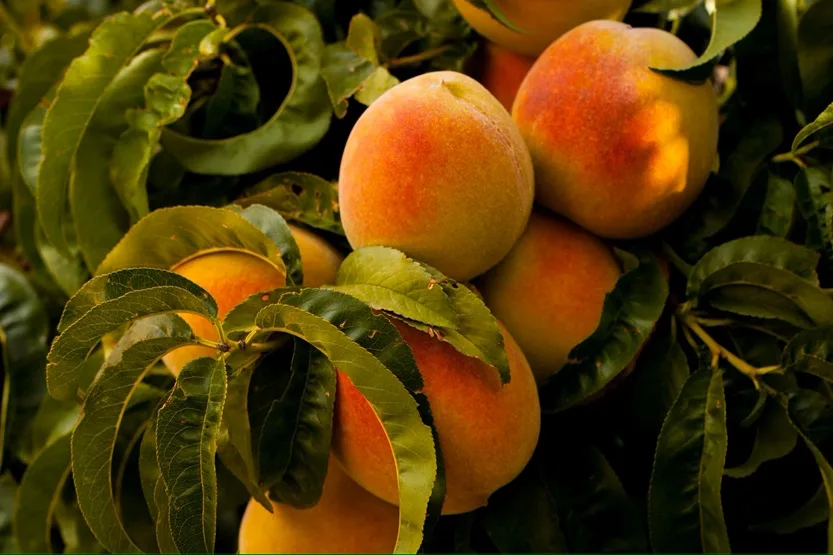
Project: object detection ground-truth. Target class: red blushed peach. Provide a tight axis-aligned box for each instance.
[477,210,621,382]
[453,0,632,57]
[477,41,536,111]
[513,21,719,239]
[333,320,540,515]
[338,71,534,282]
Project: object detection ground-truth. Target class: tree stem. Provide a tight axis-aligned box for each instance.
[387,46,453,69]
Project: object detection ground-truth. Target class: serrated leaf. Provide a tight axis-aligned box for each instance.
[649,365,730,552]
[795,167,833,265]
[797,0,833,116]
[635,0,703,14]
[222,287,298,341]
[694,263,833,329]
[199,49,261,139]
[95,205,287,278]
[153,477,177,554]
[35,218,89,297]
[334,246,459,330]
[253,290,435,554]
[156,357,226,553]
[652,0,762,81]
[72,315,198,553]
[17,96,48,197]
[53,498,106,554]
[0,264,49,468]
[36,9,180,254]
[757,173,796,237]
[724,401,797,478]
[230,204,303,287]
[5,31,92,167]
[160,2,331,175]
[238,171,343,235]
[263,340,336,507]
[751,484,828,534]
[786,389,833,550]
[110,19,217,224]
[321,14,399,117]
[783,325,833,380]
[539,249,668,413]
[793,102,833,151]
[139,405,163,524]
[688,236,822,295]
[13,434,72,553]
[47,268,219,400]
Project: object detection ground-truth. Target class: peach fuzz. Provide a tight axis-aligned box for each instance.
[338,71,534,282]
[477,211,621,382]
[333,319,540,515]
[452,0,632,57]
[477,41,535,111]
[513,20,719,238]
[238,459,398,554]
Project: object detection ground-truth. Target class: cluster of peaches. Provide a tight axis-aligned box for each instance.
[164,1,719,552]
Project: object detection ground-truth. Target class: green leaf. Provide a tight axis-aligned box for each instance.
[795,167,833,264]
[36,9,180,254]
[47,268,219,400]
[333,246,459,330]
[0,264,49,468]
[53,498,106,554]
[96,205,287,278]
[0,475,18,553]
[694,263,833,329]
[785,389,833,551]
[139,405,163,523]
[35,218,89,297]
[199,52,261,140]
[160,2,331,175]
[263,340,336,507]
[110,19,217,224]
[4,31,92,167]
[17,95,48,197]
[652,0,762,81]
[156,357,227,554]
[321,13,399,118]
[153,473,178,554]
[688,235,821,295]
[794,102,833,151]
[238,171,343,235]
[467,0,527,33]
[724,401,798,478]
[752,485,829,534]
[230,204,303,287]
[539,249,668,413]
[253,289,435,554]
[635,0,703,14]
[797,0,833,115]
[649,364,730,552]
[756,173,796,238]
[783,325,833,380]
[72,315,199,553]
[13,434,72,553]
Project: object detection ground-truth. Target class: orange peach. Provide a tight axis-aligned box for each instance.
[477,210,621,382]
[238,459,398,554]
[338,71,534,281]
[477,41,536,111]
[513,21,719,238]
[288,224,344,288]
[453,0,632,57]
[333,320,540,515]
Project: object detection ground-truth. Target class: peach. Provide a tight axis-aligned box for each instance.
[453,0,632,57]
[288,224,344,288]
[238,459,398,554]
[477,41,535,111]
[333,320,540,515]
[513,20,719,238]
[477,210,621,382]
[338,71,534,281]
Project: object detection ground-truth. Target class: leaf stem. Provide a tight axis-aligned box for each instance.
[195,335,229,353]
[387,45,453,69]
[772,140,819,167]
[660,241,692,278]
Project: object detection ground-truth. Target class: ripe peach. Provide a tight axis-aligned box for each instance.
[288,224,344,288]
[333,320,540,515]
[477,41,535,111]
[238,459,398,554]
[452,0,632,57]
[513,21,719,238]
[477,210,621,382]
[338,71,534,281]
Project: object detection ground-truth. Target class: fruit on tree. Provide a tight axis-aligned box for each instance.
[237,459,398,554]
[333,319,540,515]
[513,21,719,238]
[288,224,344,288]
[477,210,621,382]
[452,0,632,57]
[477,41,535,111]
[338,71,535,282]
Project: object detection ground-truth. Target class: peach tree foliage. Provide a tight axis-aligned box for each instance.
[0,0,830,553]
